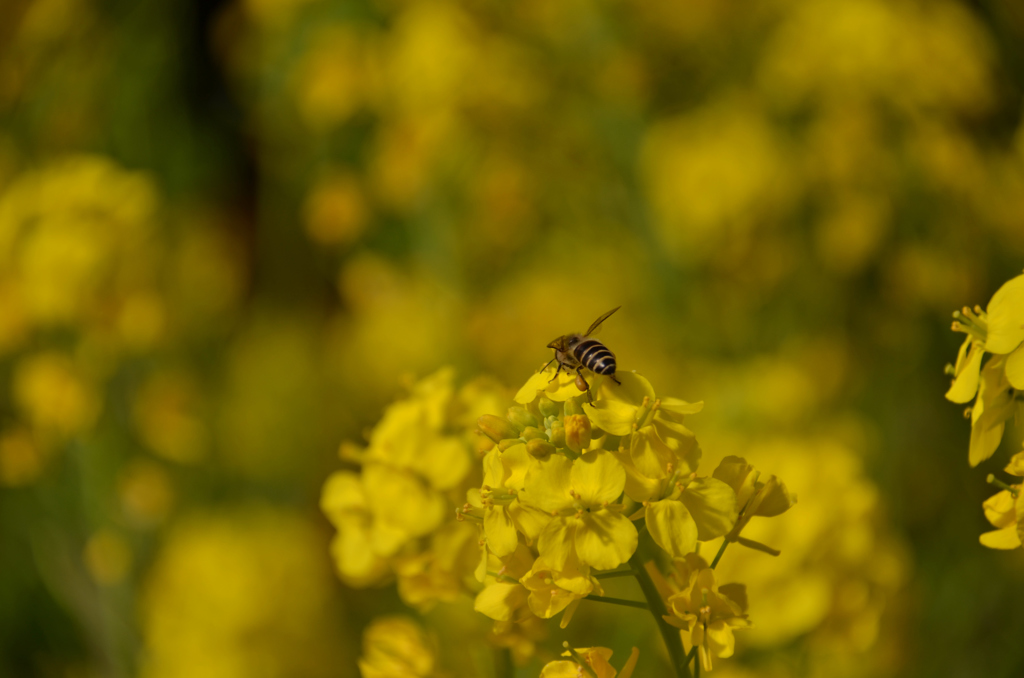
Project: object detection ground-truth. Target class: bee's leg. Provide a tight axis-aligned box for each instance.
[548,361,563,383]
[576,367,593,403]
[611,374,621,385]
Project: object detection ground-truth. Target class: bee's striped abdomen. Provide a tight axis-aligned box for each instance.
[574,339,617,376]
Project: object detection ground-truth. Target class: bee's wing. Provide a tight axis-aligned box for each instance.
[584,306,621,337]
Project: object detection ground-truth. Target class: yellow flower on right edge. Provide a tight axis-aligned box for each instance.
[944,272,1024,466]
[979,451,1024,550]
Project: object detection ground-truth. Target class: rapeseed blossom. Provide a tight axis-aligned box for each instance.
[540,645,639,678]
[979,450,1024,550]
[663,556,750,672]
[328,363,797,675]
[321,368,505,606]
[358,616,439,678]
[944,272,1024,465]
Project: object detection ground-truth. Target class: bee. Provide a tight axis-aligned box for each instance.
[544,307,622,400]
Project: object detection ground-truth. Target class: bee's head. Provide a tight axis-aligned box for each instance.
[547,335,568,351]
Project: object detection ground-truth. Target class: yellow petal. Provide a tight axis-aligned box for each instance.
[320,471,366,524]
[522,454,574,513]
[630,425,674,479]
[970,414,1008,468]
[1006,452,1024,477]
[415,436,469,490]
[483,448,504,488]
[985,273,1024,354]
[501,442,532,491]
[945,340,984,403]
[969,361,1014,467]
[752,476,797,517]
[658,398,704,420]
[982,490,1016,528]
[1005,343,1024,390]
[979,524,1021,550]
[711,456,758,508]
[680,477,738,541]
[508,500,552,541]
[330,522,388,586]
[571,450,626,506]
[474,582,527,621]
[575,509,638,570]
[363,463,446,538]
[587,372,656,435]
[527,586,575,619]
[586,399,640,436]
[614,448,662,502]
[646,499,698,558]
[515,368,584,404]
[484,506,519,557]
[539,517,577,571]
[618,647,640,678]
[540,660,582,678]
[705,620,736,659]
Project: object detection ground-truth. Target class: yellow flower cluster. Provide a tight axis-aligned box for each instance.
[945,271,1024,550]
[540,645,639,678]
[944,272,1024,466]
[139,507,346,678]
[979,452,1024,550]
[358,616,439,678]
[325,364,798,675]
[465,367,796,671]
[321,368,506,607]
[0,155,162,483]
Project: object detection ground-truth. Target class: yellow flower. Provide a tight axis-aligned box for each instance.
[979,451,1024,550]
[712,456,797,540]
[520,556,601,627]
[478,442,549,557]
[664,567,751,672]
[358,616,438,678]
[140,507,345,678]
[473,543,535,622]
[524,451,638,571]
[320,470,390,587]
[642,475,738,559]
[540,646,639,678]
[13,351,101,436]
[944,273,1024,465]
[322,368,508,607]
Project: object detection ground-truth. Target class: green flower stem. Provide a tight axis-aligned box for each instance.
[628,548,692,678]
[586,595,649,610]
[710,537,730,569]
[986,474,1018,495]
[594,569,634,579]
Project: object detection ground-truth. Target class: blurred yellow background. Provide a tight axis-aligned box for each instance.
[1,0,1024,676]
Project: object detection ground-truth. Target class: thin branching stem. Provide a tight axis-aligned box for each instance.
[586,595,649,610]
[628,547,692,678]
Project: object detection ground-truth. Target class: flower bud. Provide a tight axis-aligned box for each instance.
[507,406,538,431]
[478,414,519,443]
[549,421,566,448]
[527,438,556,459]
[521,426,546,441]
[538,397,560,418]
[499,438,522,451]
[564,397,585,417]
[564,414,592,454]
